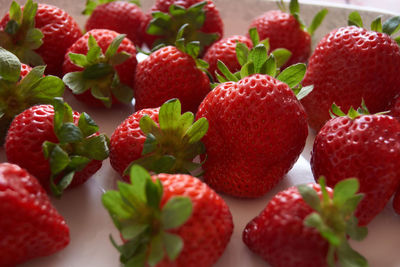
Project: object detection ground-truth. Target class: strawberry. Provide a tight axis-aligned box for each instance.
[301,13,400,131]
[110,99,208,179]
[196,40,311,198]
[393,189,400,215]
[248,0,327,67]
[102,165,233,267]
[310,104,400,225]
[243,178,368,267]
[134,26,210,113]
[0,48,64,144]
[5,98,109,197]
[0,0,82,76]
[0,162,70,267]
[83,0,146,47]
[389,95,400,121]
[62,29,137,108]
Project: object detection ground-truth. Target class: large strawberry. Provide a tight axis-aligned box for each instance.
[0,48,64,144]
[0,0,82,76]
[243,178,368,267]
[5,98,109,197]
[83,0,146,47]
[110,99,208,179]
[0,162,70,267]
[301,13,400,131]
[102,165,233,267]
[311,104,400,225]
[134,26,210,113]
[248,0,327,67]
[62,29,137,108]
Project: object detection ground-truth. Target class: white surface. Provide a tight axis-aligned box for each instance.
[0,1,399,266]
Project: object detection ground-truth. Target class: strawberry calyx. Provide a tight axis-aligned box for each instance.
[328,100,390,120]
[214,28,313,100]
[102,165,193,267]
[82,0,141,15]
[147,1,218,54]
[124,98,208,176]
[297,177,368,267]
[62,34,134,108]
[42,98,109,197]
[0,0,44,66]
[0,48,64,145]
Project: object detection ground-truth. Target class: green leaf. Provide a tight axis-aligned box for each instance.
[342,194,364,215]
[337,240,368,267]
[139,115,159,135]
[49,145,70,175]
[186,41,200,59]
[18,65,45,95]
[304,212,341,246]
[81,135,110,160]
[128,165,151,203]
[42,141,56,159]
[5,20,19,35]
[82,0,97,16]
[25,28,43,50]
[163,232,183,260]
[235,42,249,66]
[296,85,313,100]
[276,63,306,88]
[177,112,194,135]
[57,122,83,143]
[333,178,359,206]
[87,40,102,64]
[69,53,88,67]
[161,196,192,229]
[78,112,99,137]
[370,16,382,32]
[217,60,239,82]
[105,34,126,59]
[271,48,292,69]
[145,178,163,210]
[147,234,164,267]
[22,0,37,26]
[261,55,276,77]
[121,223,148,240]
[289,0,299,15]
[346,216,368,241]
[112,83,134,104]
[9,1,22,22]
[110,52,131,66]
[248,27,259,46]
[382,16,400,35]
[102,190,133,221]
[63,71,90,95]
[57,171,75,192]
[22,50,44,66]
[91,85,112,107]
[185,117,208,144]
[394,36,400,45]
[68,155,91,171]
[307,8,328,36]
[240,61,254,78]
[142,134,158,155]
[297,184,321,211]
[159,99,181,131]
[0,47,21,82]
[249,44,268,73]
[152,155,176,173]
[28,75,65,101]
[52,98,74,132]
[83,63,114,79]
[330,103,346,118]
[348,11,363,28]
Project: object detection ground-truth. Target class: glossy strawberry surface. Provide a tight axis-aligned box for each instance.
[0,163,70,267]
[134,46,210,113]
[243,184,329,267]
[311,114,400,225]
[196,74,308,198]
[301,26,400,131]
[0,3,82,76]
[248,10,311,67]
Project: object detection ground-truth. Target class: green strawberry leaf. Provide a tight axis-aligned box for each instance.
[63,71,90,95]
[163,232,183,260]
[271,48,292,68]
[57,122,83,143]
[236,42,250,66]
[297,184,321,212]
[185,117,208,143]
[110,52,131,66]
[332,178,359,206]
[348,11,363,27]
[50,171,75,198]
[48,144,70,175]
[345,216,368,241]
[307,8,328,36]
[9,1,22,22]
[18,65,45,94]
[217,60,239,82]
[370,16,383,32]
[248,27,259,46]
[295,85,313,100]
[276,63,306,88]
[105,34,126,59]
[337,241,368,267]
[69,53,89,68]
[148,234,164,266]
[69,155,91,171]
[27,75,65,102]
[382,16,400,36]
[289,0,299,15]
[249,44,268,73]
[78,112,99,137]
[80,135,110,160]
[121,223,148,241]
[0,47,21,82]
[161,196,192,229]
[25,28,44,50]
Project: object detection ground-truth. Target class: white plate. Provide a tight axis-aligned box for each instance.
[1,0,400,266]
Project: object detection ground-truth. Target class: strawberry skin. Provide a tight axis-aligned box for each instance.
[243,184,329,267]
[203,35,252,79]
[311,114,400,225]
[248,10,311,67]
[0,3,82,76]
[0,163,69,267]
[85,1,146,46]
[196,74,308,197]
[5,105,102,190]
[301,26,400,131]
[134,46,210,113]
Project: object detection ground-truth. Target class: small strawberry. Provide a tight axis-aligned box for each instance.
[0,162,70,267]
[110,99,208,179]
[134,25,210,113]
[0,48,64,144]
[83,0,146,47]
[102,165,233,267]
[248,0,328,67]
[0,0,82,76]
[62,29,137,108]
[301,13,400,131]
[5,98,109,197]
[311,103,400,225]
[243,178,368,267]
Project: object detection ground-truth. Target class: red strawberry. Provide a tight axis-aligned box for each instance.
[248,0,327,67]
[5,99,109,197]
[110,99,208,179]
[83,0,146,47]
[301,14,400,131]
[102,165,233,267]
[243,178,368,267]
[393,189,400,215]
[311,104,400,225]
[0,162,70,267]
[62,29,137,108]
[0,0,82,76]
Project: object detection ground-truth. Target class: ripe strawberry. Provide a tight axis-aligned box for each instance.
[110,99,208,179]
[83,0,146,47]
[248,0,327,67]
[102,165,233,267]
[5,98,109,197]
[0,162,70,267]
[0,0,82,76]
[0,47,64,145]
[243,178,368,267]
[62,29,137,108]
[301,14,400,131]
[134,29,210,113]
[311,104,400,225]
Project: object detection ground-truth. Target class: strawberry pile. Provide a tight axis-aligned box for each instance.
[1,0,400,266]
